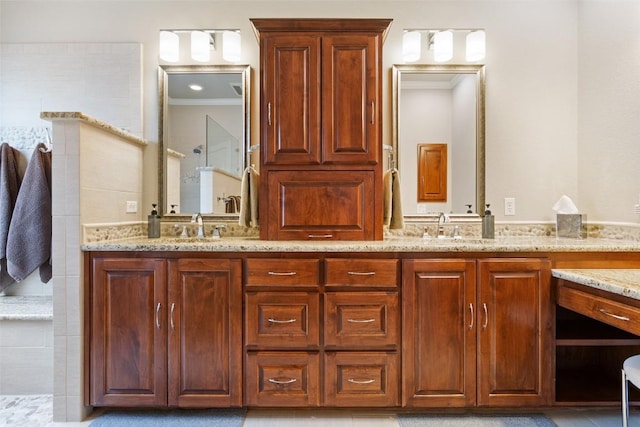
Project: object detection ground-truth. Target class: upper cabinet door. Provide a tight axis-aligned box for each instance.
[322,34,380,165]
[262,35,321,165]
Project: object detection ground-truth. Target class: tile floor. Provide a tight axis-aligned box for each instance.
[2,395,640,426]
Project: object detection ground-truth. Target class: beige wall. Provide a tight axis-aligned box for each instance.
[1,0,638,224]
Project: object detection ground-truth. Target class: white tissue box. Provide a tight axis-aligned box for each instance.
[556,214,587,239]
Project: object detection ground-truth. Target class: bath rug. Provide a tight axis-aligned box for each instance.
[397,413,556,427]
[89,408,246,427]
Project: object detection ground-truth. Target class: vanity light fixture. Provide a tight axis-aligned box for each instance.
[158,29,242,63]
[191,30,212,62]
[159,30,180,62]
[402,31,421,63]
[402,28,486,63]
[222,31,242,62]
[466,30,486,61]
[433,30,453,62]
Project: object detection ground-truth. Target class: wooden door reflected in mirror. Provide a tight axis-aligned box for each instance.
[417,143,447,203]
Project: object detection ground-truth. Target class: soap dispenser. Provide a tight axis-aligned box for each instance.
[148,204,161,238]
[482,204,495,239]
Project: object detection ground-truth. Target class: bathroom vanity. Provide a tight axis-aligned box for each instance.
[83,237,640,410]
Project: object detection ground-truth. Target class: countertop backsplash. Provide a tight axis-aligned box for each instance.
[82,219,640,245]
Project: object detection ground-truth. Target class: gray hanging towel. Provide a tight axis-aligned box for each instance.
[7,143,52,283]
[0,143,22,292]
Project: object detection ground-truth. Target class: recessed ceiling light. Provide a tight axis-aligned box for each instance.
[189,84,203,91]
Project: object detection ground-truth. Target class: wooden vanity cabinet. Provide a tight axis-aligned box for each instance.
[244,257,399,407]
[402,258,553,408]
[323,258,400,407]
[88,256,242,408]
[251,19,391,241]
[244,258,321,406]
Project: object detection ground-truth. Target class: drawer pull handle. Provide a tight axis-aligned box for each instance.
[268,318,297,324]
[348,378,375,385]
[268,378,297,385]
[599,308,630,321]
[468,303,474,329]
[267,102,272,126]
[155,302,161,330]
[308,234,333,239]
[268,271,297,276]
[347,318,376,323]
[347,271,376,276]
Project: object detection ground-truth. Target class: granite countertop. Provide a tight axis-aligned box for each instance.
[0,296,53,320]
[82,235,640,253]
[552,269,640,301]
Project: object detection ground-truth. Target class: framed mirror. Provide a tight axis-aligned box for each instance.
[158,64,251,217]
[392,64,485,216]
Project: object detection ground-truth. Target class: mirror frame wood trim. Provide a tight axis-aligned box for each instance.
[158,64,251,218]
[392,64,485,215]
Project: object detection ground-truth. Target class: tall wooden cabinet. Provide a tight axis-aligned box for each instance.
[88,256,242,408]
[251,19,391,240]
[402,258,553,408]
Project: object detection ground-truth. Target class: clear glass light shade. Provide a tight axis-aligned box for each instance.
[433,31,453,62]
[159,31,179,62]
[466,30,486,61]
[222,31,241,62]
[191,31,211,62]
[402,31,421,63]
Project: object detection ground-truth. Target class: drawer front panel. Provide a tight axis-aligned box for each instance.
[324,351,399,407]
[325,292,399,348]
[557,281,640,336]
[325,258,398,288]
[246,259,320,288]
[246,292,320,348]
[245,352,320,407]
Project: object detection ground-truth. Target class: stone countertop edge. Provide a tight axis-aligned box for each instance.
[0,295,53,320]
[552,269,640,301]
[82,236,640,253]
[40,111,147,147]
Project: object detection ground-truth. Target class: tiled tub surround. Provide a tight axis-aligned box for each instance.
[0,296,53,395]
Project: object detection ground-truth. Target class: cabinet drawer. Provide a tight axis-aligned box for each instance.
[245,259,320,288]
[324,351,399,407]
[325,258,398,288]
[264,170,377,241]
[245,352,320,407]
[557,281,640,336]
[245,292,320,348]
[324,292,399,348]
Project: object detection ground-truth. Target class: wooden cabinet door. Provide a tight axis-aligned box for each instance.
[90,258,167,407]
[265,170,376,240]
[402,259,476,408]
[322,34,380,165]
[262,34,321,165]
[477,258,552,407]
[167,258,242,407]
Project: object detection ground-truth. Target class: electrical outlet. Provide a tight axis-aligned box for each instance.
[126,201,138,213]
[504,197,516,216]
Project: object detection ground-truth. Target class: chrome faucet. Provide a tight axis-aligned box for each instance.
[191,213,205,239]
[437,212,448,238]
